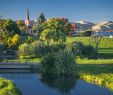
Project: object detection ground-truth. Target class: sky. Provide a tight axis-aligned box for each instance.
[0,0,113,23]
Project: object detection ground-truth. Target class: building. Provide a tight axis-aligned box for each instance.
[25,8,32,33]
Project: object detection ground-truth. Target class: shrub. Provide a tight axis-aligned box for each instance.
[67,42,84,57]
[41,53,56,75]
[54,50,76,75]
[40,49,77,76]
[18,41,40,58]
[36,44,66,57]
[18,43,30,57]
[0,78,21,95]
[83,45,97,58]
[68,41,97,59]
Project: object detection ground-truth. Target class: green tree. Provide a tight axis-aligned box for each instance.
[40,18,67,45]
[37,12,45,25]
[90,35,102,59]
[0,19,19,34]
[33,12,45,35]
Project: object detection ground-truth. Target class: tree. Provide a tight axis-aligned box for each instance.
[0,31,9,45]
[83,30,92,36]
[90,35,102,59]
[37,12,45,25]
[0,19,19,35]
[40,18,67,45]
[33,12,46,35]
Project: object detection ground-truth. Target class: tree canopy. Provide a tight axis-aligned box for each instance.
[0,19,19,34]
[40,18,68,44]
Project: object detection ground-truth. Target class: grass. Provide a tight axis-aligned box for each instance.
[78,64,113,91]
[77,58,113,64]
[6,58,41,63]
[66,37,113,59]
[66,37,113,48]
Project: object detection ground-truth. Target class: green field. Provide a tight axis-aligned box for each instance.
[66,37,113,48]
[67,37,113,59]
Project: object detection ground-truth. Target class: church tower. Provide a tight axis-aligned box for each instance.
[25,8,31,33]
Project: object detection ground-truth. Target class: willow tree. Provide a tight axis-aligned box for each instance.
[90,34,102,59]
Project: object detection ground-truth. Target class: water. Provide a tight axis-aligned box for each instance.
[0,69,113,95]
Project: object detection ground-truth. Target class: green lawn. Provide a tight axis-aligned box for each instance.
[6,58,41,63]
[66,37,113,49]
[77,58,113,64]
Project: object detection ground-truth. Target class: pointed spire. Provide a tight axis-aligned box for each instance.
[26,8,29,20]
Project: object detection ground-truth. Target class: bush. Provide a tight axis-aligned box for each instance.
[54,50,76,75]
[36,44,66,57]
[41,53,56,75]
[0,78,21,95]
[18,43,29,57]
[18,41,40,58]
[40,49,77,76]
[67,42,84,57]
[68,41,96,59]
[83,45,97,58]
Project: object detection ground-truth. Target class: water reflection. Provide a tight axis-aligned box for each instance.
[0,69,113,95]
[40,73,77,95]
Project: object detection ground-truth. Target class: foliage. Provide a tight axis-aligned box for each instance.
[41,53,56,75]
[68,42,84,57]
[16,20,26,32]
[68,41,96,58]
[37,12,45,25]
[66,37,113,49]
[8,34,21,49]
[41,49,77,76]
[33,12,45,36]
[90,35,102,58]
[0,31,9,46]
[54,50,76,75]
[25,36,34,44]
[0,78,21,95]
[40,18,67,44]
[18,41,40,58]
[18,43,29,57]
[83,30,92,36]
[0,19,19,34]
[78,64,113,91]
[82,45,96,58]
[36,44,66,57]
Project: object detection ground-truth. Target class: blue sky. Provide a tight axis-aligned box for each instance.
[0,0,113,22]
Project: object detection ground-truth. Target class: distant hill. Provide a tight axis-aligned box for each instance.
[92,21,113,32]
[75,20,95,32]
[75,20,113,32]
